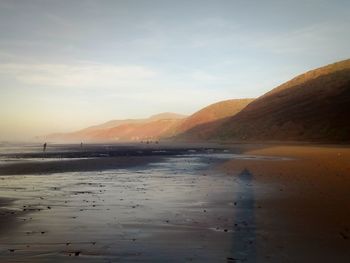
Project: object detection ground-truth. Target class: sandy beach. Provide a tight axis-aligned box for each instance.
[0,143,349,262]
[1,0,349,262]
[0,144,240,262]
[219,144,350,262]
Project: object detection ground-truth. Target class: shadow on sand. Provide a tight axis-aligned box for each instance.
[229,168,257,263]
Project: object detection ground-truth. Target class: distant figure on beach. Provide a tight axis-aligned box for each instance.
[43,142,47,152]
[80,142,83,149]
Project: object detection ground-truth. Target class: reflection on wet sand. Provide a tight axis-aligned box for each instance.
[230,169,256,263]
[0,148,276,262]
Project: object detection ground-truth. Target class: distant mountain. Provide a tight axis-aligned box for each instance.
[174,99,254,140]
[46,113,186,142]
[46,99,256,143]
[183,59,350,142]
[46,59,350,143]
[148,112,187,121]
[91,118,182,141]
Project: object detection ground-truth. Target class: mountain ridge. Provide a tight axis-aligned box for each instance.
[46,59,350,143]
[181,59,350,142]
[46,112,187,142]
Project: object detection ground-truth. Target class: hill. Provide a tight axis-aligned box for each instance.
[148,112,187,121]
[175,99,254,134]
[189,59,350,142]
[91,118,182,141]
[46,100,257,143]
[46,113,186,142]
[174,99,254,140]
[46,59,350,143]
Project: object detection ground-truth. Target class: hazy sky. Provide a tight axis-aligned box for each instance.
[0,0,349,140]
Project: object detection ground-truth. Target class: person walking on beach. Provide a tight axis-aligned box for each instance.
[43,142,47,152]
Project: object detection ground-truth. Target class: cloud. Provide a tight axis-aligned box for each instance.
[0,62,158,88]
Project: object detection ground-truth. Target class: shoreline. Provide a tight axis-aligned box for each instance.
[0,145,227,176]
[0,150,239,262]
[0,143,349,262]
[0,156,163,176]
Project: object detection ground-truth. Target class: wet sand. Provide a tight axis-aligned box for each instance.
[0,143,349,262]
[219,144,350,262]
[0,144,250,262]
[0,144,223,175]
[0,197,28,235]
[0,156,162,175]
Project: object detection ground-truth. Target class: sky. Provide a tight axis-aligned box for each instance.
[0,0,349,140]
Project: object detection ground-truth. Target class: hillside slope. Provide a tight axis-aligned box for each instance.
[173,99,254,140]
[205,59,350,142]
[46,113,186,142]
[175,99,254,134]
[91,118,183,141]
